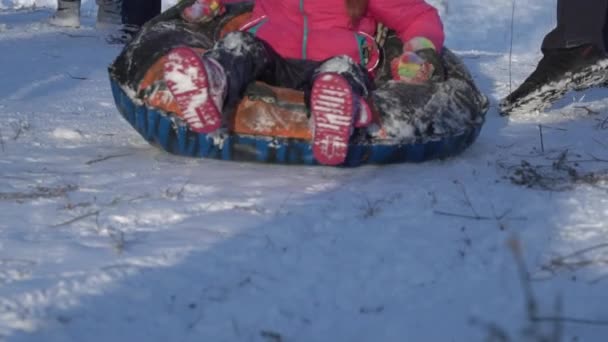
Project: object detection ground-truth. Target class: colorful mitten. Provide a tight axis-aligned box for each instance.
[391,37,443,84]
[181,0,226,23]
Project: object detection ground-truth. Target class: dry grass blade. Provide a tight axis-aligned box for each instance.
[576,105,600,115]
[0,129,4,152]
[51,210,100,228]
[506,150,608,191]
[532,316,608,326]
[86,153,132,165]
[260,330,282,342]
[0,184,78,201]
[510,236,608,330]
[433,210,493,220]
[538,243,608,276]
[538,125,545,153]
[597,116,608,130]
[66,72,88,80]
[59,32,97,38]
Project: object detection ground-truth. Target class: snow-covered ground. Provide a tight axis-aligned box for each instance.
[2,1,608,341]
[0,0,177,12]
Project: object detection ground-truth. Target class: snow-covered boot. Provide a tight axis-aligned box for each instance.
[105,0,160,44]
[310,72,370,166]
[163,47,227,133]
[105,24,140,45]
[500,44,608,115]
[96,0,122,28]
[49,0,81,28]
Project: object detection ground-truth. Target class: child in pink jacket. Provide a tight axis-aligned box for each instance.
[165,0,444,165]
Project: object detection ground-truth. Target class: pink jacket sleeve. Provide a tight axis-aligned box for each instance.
[368,0,445,51]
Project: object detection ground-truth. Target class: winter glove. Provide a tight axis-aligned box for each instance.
[391,37,445,84]
[181,0,226,23]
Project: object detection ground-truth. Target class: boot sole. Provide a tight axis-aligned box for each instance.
[500,58,608,116]
[310,73,355,166]
[163,47,221,133]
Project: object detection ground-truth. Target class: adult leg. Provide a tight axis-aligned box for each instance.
[308,56,373,165]
[96,0,122,28]
[49,0,81,28]
[105,0,161,44]
[121,0,161,28]
[543,0,608,51]
[604,4,608,50]
[500,0,608,115]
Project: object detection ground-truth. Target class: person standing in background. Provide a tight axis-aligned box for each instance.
[48,0,83,28]
[96,0,123,28]
[500,0,608,115]
[49,0,160,43]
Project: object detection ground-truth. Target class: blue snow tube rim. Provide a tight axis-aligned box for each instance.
[110,77,483,166]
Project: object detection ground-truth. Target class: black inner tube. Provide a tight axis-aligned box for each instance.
[109,1,488,144]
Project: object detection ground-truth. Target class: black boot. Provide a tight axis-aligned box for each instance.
[105,0,161,44]
[105,24,140,44]
[499,44,608,115]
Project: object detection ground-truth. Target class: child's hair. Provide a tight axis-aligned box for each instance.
[346,0,369,25]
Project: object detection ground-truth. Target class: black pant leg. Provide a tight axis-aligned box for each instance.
[121,0,161,27]
[204,33,372,111]
[205,31,318,108]
[542,0,608,51]
[309,56,373,96]
[604,2,608,50]
[299,56,373,112]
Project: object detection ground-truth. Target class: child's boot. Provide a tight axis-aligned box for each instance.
[310,72,370,165]
[163,47,227,133]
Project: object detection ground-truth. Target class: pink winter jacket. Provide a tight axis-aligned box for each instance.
[239,0,444,71]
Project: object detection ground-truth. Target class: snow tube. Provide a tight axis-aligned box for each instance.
[108,0,488,166]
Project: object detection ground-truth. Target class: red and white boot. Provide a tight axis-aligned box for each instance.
[310,72,371,165]
[163,47,227,133]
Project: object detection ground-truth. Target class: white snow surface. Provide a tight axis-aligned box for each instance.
[2,1,608,341]
[0,0,178,12]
